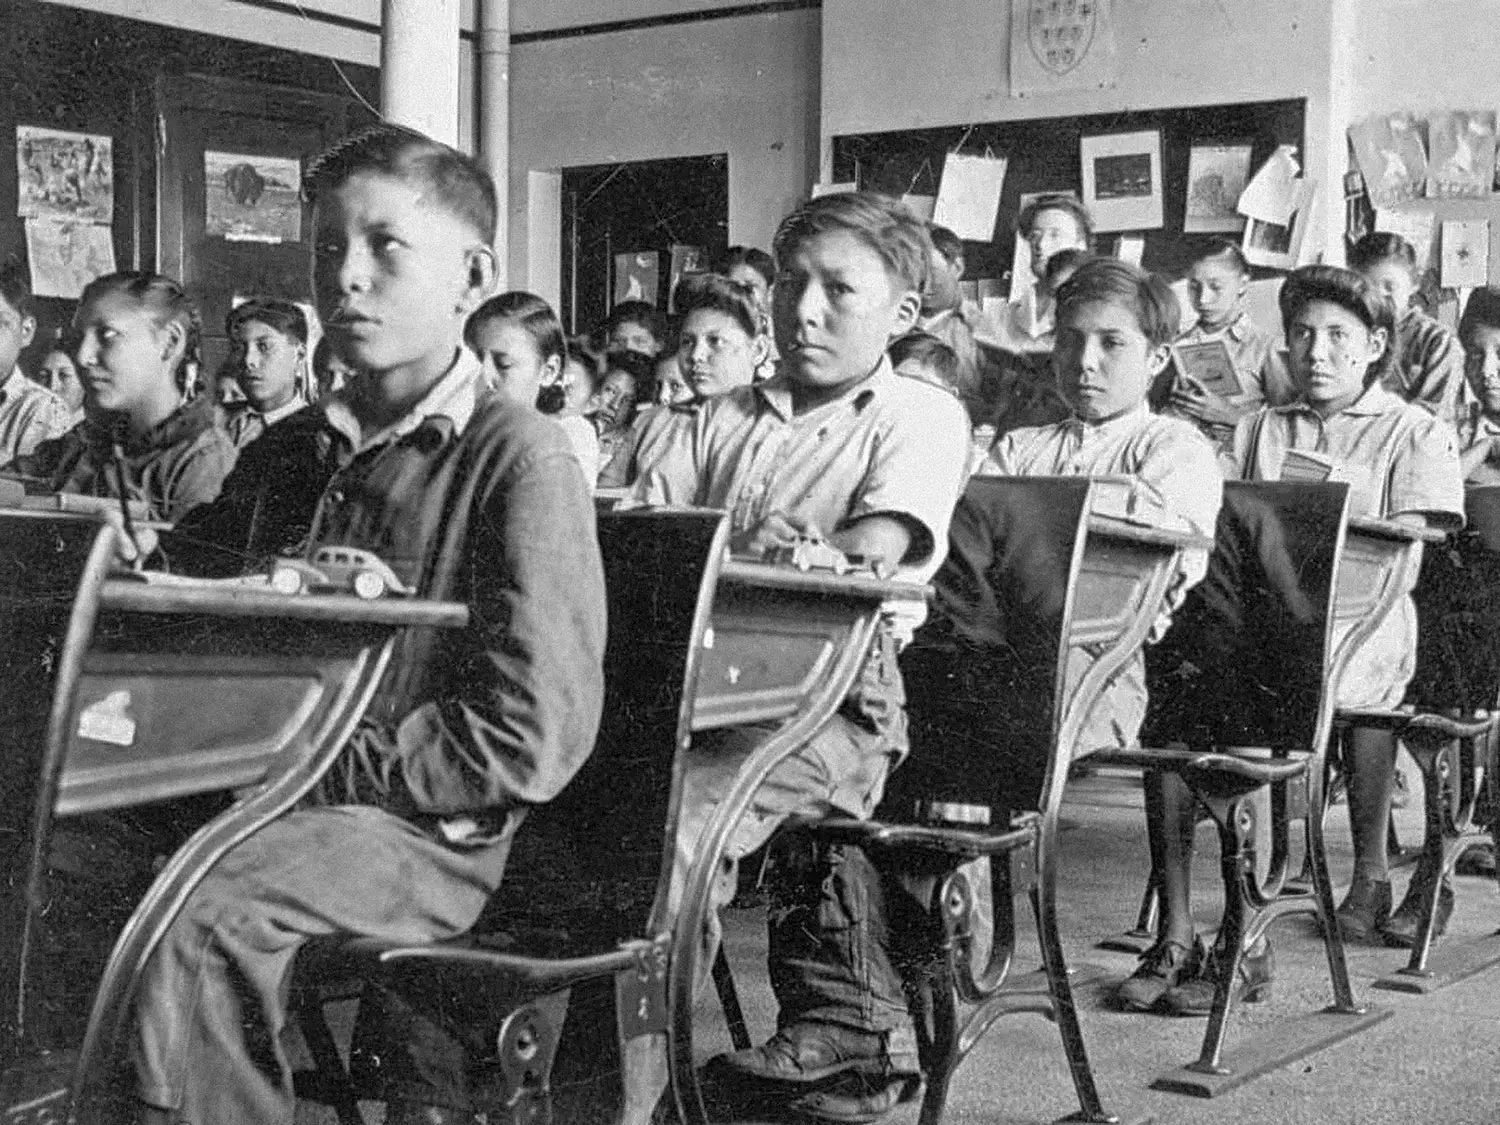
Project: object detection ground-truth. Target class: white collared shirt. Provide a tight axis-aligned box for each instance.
[322,348,482,454]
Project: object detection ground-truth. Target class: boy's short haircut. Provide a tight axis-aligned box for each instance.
[888,331,959,387]
[1017,193,1095,246]
[1348,231,1418,278]
[82,270,203,392]
[466,290,566,365]
[1191,237,1252,277]
[1459,287,1500,347]
[773,191,932,297]
[304,123,497,246]
[605,300,668,348]
[675,273,764,340]
[1055,258,1180,348]
[927,223,964,266]
[1042,247,1095,292]
[0,257,32,318]
[1279,264,1396,386]
[712,245,775,288]
[225,298,308,346]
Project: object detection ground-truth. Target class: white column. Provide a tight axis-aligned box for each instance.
[477,0,511,275]
[380,0,461,147]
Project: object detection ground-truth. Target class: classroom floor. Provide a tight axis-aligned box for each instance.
[302,760,1500,1124]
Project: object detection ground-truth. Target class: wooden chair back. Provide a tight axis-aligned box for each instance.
[1141,482,1350,754]
[892,476,1094,819]
[486,509,729,946]
[0,512,118,1059]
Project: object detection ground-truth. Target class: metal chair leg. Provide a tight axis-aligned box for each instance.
[1033,881,1114,1123]
[292,987,368,1125]
[710,944,751,1052]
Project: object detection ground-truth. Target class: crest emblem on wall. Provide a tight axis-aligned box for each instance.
[1027,0,1097,77]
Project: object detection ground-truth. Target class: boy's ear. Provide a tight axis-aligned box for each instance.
[891,287,922,336]
[1367,325,1390,366]
[750,332,771,367]
[19,315,35,350]
[458,244,499,314]
[1146,341,1173,377]
[158,318,186,367]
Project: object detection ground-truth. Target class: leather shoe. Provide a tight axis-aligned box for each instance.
[789,1072,922,1123]
[1112,938,1198,1012]
[1382,874,1455,948]
[1160,937,1273,1017]
[1334,876,1392,944]
[709,1023,908,1087]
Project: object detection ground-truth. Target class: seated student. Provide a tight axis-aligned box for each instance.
[590,347,652,469]
[466,290,600,478]
[981,259,1223,763]
[9,271,236,521]
[993,194,1094,359]
[220,298,311,448]
[631,191,970,1102]
[989,248,1091,438]
[115,124,606,1125]
[603,298,668,358]
[312,334,357,400]
[36,339,86,423]
[917,222,999,420]
[888,330,959,393]
[599,272,768,488]
[1350,231,1471,429]
[1153,238,1294,450]
[652,350,690,404]
[1457,287,1500,485]
[714,244,779,380]
[0,258,73,465]
[714,243,775,313]
[1133,265,1464,1019]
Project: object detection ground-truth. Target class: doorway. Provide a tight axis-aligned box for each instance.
[561,154,728,338]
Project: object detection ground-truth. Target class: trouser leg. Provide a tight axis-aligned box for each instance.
[133,805,510,1124]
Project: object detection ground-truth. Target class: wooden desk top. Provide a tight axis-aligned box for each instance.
[100,577,469,629]
[1346,515,1448,545]
[1086,514,1215,552]
[718,558,929,603]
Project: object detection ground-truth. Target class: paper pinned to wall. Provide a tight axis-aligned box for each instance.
[1115,234,1145,266]
[24,219,115,299]
[1440,219,1489,289]
[1348,112,1428,210]
[1374,208,1438,271]
[932,152,1008,241]
[1237,146,1302,225]
[1426,111,1497,198]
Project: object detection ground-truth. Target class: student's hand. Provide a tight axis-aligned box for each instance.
[101,508,158,570]
[1170,374,1241,428]
[732,511,824,557]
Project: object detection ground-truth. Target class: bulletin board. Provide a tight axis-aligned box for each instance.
[830,97,1306,284]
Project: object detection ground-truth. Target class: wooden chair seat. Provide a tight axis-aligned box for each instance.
[1097,746,1311,798]
[812,813,1038,860]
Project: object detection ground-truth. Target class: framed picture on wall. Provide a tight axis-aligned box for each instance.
[612,251,659,307]
[1184,141,1254,233]
[1080,130,1163,233]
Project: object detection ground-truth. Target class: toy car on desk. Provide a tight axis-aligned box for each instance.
[269,547,412,599]
[763,535,868,575]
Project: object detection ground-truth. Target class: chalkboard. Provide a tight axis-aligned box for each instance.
[832,98,1306,285]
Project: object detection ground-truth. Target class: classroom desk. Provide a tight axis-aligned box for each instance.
[0,535,468,1124]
